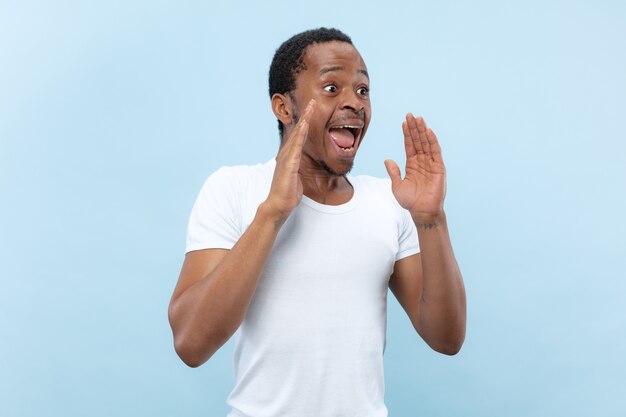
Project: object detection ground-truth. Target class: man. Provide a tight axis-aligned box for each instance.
[168,28,466,417]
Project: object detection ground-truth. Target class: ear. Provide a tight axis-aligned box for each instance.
[271,93,294,126]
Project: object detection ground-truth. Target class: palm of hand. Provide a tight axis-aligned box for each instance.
[384,114,447,217]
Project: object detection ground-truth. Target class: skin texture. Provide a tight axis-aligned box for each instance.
[271,41,371,204]
[168,41,466,367]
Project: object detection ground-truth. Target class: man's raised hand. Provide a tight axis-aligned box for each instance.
[384,114,446,221]
[264,99,316,224]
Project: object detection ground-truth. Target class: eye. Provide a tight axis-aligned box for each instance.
[357,86,369,96]
[323,84,337,93]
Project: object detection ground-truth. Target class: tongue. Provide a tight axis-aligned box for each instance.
[329,128,355,148]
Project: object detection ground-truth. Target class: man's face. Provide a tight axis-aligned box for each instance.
[289,41,371,176]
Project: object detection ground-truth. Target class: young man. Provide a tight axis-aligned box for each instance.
[168,28,466,417]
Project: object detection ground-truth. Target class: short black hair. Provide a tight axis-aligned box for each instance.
[269,28,353,136]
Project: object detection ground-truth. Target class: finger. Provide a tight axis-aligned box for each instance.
[415,116,432,156]
[300,99,316,124]
[406,113,424,154]
[402,120,416,158]
[384,159,402,189]
[284,100,316,154]
[287,118,310,159]
[292,100,315,153]
[426,127,442,156]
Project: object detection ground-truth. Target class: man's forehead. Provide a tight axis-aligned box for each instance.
[302,41,368,77]
[319,65,369,80]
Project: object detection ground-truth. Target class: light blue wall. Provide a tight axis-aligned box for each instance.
[2,1,625,416]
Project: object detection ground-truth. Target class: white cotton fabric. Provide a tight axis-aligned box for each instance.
[186,159,420,417]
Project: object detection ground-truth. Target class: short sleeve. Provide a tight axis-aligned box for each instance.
[185,167,242,253]
[395,208,420,261]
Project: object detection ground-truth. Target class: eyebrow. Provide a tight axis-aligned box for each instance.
[319,66,369,79]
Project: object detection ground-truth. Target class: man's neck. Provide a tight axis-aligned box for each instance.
[300,169,353,205]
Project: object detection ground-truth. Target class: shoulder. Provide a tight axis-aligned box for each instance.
[206,159,275,180]
[201,159,275,190]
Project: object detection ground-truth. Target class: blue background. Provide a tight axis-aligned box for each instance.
[2,1,625,416]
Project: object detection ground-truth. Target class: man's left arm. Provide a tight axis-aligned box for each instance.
[384,114,466,355]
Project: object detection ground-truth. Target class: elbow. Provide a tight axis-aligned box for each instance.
[169,318,226,368]
[167,302,208,368]
[433,326,466,355]
[168,301,233,368]
[176,350,202,368]
[432,338,464,356]
[419,322,466,356]
[417,310,466,356]
[174,337,210,368]
[168,306,213,368]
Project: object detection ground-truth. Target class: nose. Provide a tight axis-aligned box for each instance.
[341,89,364,113]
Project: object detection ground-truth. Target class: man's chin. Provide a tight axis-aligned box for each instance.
[318,159,353,176]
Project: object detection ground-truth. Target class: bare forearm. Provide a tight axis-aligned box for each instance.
[413,211,466,354]
[169,203,283,366]
[169,100,317,367]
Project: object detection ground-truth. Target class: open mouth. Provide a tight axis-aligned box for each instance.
[328,125,362,152]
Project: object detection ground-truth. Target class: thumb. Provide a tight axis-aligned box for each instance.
[384,159,402,188]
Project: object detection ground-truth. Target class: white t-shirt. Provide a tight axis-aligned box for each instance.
[186,159,420,417]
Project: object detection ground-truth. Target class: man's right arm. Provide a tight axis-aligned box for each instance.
[168,203,285,368]
[168,99,316,368]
